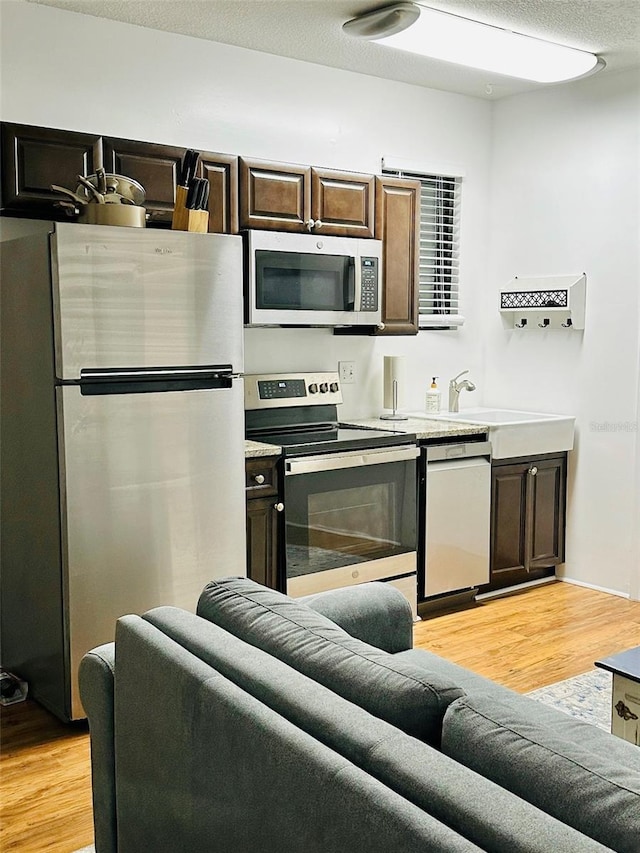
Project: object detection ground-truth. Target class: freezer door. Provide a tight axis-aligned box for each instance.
[51,223,244,379]
[58,379,246,719]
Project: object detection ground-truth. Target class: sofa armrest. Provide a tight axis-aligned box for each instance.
[301,582,413,653]
[78,643,117,853]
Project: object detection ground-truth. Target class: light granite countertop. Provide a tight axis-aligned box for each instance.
[342,417,488,441]
[244,418,487,458]
[244,439,282,458]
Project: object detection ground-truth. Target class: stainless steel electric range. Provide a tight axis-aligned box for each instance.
[245,372,419,613]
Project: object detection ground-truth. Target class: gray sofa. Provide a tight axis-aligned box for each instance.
[79,578,640,853]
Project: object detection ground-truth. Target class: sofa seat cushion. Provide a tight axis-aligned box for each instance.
[441,691,640,853]
[197,577,464,745]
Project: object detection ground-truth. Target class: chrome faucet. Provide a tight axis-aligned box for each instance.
[448,370,476,412]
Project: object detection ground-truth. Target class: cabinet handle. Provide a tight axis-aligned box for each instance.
[274,502,285,512]
[529,466,538,476]
[314,218,323,230]
[305,218,316,232]
[253,473,265,485]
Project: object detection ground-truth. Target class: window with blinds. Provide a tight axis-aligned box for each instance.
[383,169,463,329]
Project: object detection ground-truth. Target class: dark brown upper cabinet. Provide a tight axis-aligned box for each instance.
[373,176,421,335]
[311,168,375,238]
[1,122,100,218]
[239,158,311,232]
[103,137,239,232]
[102,137,182,226]
[239,158,375,237]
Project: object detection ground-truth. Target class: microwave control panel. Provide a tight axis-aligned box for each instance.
[359,257,379,312]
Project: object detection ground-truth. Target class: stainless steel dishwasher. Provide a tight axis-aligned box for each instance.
[420,440,492,598]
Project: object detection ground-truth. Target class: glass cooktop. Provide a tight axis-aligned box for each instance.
[250,424,416,457]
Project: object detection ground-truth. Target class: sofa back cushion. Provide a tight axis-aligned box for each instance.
[196,577,464,745]
[441,691,640,853]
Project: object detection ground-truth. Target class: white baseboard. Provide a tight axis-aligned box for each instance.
[475,576,557,601]
[558,576,630,599]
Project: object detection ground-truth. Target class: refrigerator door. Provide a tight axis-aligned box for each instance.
[58,379,246,719]
[51,223,244,379]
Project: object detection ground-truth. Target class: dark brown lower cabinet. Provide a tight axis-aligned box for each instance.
[245,457,282,590]
[484,453,567,593]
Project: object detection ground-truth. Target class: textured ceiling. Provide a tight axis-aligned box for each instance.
[22,0,640,99]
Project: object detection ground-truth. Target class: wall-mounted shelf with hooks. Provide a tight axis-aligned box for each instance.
[500,274,586,330]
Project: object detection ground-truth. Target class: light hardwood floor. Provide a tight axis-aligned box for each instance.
[2,580,640,853]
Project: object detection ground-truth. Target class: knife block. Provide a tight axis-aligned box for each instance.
[171,185,210,233]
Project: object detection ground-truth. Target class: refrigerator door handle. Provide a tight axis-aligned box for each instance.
[77,365,237,396]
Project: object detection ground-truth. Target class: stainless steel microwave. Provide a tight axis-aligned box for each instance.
[244,229,383,327]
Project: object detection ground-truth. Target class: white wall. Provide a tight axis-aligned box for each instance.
[486,70,640,597]
[0,0,491,419]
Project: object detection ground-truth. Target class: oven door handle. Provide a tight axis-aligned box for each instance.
[285,444,419,475]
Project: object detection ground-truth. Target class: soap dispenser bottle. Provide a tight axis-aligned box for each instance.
[425,377,441,413]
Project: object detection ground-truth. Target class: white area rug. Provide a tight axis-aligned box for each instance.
[72,847,95,853]
[527,667,611,730]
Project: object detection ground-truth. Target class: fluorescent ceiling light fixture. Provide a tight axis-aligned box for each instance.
[343,2,603,83]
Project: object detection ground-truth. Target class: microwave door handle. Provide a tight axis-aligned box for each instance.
[346,257,357,310]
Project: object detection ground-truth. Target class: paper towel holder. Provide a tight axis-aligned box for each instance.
[380,356,409,421]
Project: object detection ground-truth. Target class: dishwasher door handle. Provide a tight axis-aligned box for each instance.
[425,440,491,462]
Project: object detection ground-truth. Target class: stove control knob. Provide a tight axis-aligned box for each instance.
[308,383,318,394]
[319,382,329,393]
[330,382,339,393]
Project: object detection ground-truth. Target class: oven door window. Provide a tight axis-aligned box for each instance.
[285,459,416,578]
[256,250,354,311]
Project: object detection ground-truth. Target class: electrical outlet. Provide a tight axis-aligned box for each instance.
[339,361,356,384]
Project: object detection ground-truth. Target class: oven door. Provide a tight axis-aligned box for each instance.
[283,445,418,597]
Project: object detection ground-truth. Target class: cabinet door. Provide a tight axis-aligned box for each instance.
[1,122,100,217]
[487,454,566,592]
[246,495,281,590]
[374,176,420,335]
[311,168,375,238]
[245,457,281,590]
[199,153,239,234]
[491,461,528,578]
[527,456,566,570]
[102,137,181,226]
[239,158,311,232]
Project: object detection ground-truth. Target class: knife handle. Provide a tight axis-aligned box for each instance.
[195,178,209,210]
[186,150,199,187]
[200,180,210,211]
[185,179,199,210]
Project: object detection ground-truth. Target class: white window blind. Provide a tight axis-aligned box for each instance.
[383,169,463,329]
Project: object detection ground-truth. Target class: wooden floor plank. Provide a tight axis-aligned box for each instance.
[2,580,640,851]
[414,580,640,691]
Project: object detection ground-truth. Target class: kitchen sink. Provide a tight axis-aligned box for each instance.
[410,407,575,459]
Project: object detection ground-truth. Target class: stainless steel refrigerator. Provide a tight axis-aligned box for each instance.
[1,222,247,720]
